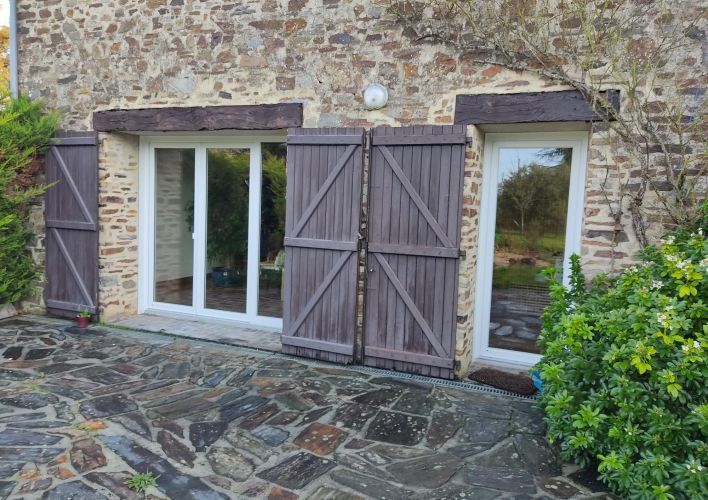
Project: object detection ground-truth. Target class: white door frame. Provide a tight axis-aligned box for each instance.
[138,135,284,329]
[473,131,589,367]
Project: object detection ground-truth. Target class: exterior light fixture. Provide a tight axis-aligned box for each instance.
[363,83,388,110]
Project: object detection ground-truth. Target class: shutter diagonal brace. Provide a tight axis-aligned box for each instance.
[374,253,448,358]
[378,145,454,248]
[285,250,352,338]
[291,144,357,238]
[50,227,96,309]
[50,146,96,227]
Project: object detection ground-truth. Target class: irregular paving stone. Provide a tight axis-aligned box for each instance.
[257,452,335,490]
[267,411,299,426]
[224,428,275,461]
[157,430,196,467]
[0,368,32,381]
[386,452,461,488]
[204,474,231,491]
[143,388,203,407]
[330,469,413,500]
[0,392,59,409]
[352,388,403,407]
[0,411,46,423]
[0,481,16,498]
[45,384,85,400]
[189,421,227,452]
[300,406,332,425]
[446,441,503,458]
[274,391,313,411]
[25,348,55,360]
[393,390,436,415]
[294,422,346,455]
[365,411,428,446]
[0,429,62,446]
[2,346,23,359]
[332,402,377,430]
[42,480,108,500]
[80,394,138,418]
[239,403,280,430]
[459,415,509,444]
[110,412,153,440]
[39,362,92,375]
[206,446,255,481]
[201,369,230,387]
[268,486,298,500]
[0,461,24,479]
[334,452,392,480]
[84,471,141,500]
[220,395,268,422]
[70,438,107,473]
[17,424,63,437]
[159,362,190,379]
[427,410,462,448]
[413,483,501,500]
[370,444,432,460]
[344,438,372,450]
[102,435,228,500]
[19,477,52,493]
[147,396,216,420]
[153,417,184,438]
[514,434,562,475]
[309,485,365,500]
[538,477,584,498]
[0,447,63,463]
[72,366,129,385]
[464,464,536,494]
[253,426,290,447]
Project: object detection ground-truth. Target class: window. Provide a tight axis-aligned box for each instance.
[474,132,588,366]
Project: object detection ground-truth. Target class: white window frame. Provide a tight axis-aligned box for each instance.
[138,135,285,330]
[473,131,589,367]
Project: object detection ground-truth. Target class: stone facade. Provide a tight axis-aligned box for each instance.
[15,0,704,375]
[97,133,139,321]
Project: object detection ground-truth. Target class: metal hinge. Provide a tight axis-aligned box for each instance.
[459,249,466,259]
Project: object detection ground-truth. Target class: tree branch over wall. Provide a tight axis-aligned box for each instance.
[388,0,706,248]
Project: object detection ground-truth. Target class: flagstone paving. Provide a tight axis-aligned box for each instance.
[0,317,610,499]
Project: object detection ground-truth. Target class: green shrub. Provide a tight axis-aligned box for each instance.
[535,215,707,499]
[0,95,58,305]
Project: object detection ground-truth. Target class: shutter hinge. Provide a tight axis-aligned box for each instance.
[459,249,466,259]
[454,359,461,372]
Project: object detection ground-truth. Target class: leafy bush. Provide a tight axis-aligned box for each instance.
[535,212,707,499]
[0,95,58,305]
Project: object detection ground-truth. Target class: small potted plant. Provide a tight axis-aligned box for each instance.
[76,308,91,328]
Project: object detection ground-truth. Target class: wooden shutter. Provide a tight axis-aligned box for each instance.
[282,128,365,363]
[364,126,466,379]
[44,132,99,317]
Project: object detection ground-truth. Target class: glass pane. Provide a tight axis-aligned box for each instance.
[154,148,195,306]
[489,147,572,354]
[205,148,250,313]
[259,143,287,318]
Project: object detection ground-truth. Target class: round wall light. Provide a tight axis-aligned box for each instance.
[363,83,389,110]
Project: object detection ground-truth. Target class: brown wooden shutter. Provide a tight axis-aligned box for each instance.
[364,125,466,379]
[282,128,365,363]
[44,132,99,317]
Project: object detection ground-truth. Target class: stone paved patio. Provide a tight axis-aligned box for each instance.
[0,316,609,499]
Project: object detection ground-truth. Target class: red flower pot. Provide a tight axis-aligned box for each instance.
[75,316,90,328]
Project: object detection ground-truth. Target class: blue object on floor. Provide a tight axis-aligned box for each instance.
[531,370,544,392]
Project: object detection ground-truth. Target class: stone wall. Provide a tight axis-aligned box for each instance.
[15,0,704,372]
[97,133,139,321]
[455,126,484,374]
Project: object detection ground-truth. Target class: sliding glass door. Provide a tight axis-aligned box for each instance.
[141,138,286,329]
[475,132,588,365]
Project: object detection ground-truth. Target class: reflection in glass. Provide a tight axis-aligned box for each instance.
[154,149,195,306]
[489,147,572,354]
[205,148,250,313]
[258,143,287,318]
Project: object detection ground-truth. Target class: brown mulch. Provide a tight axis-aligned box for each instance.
[469,367,538,396]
